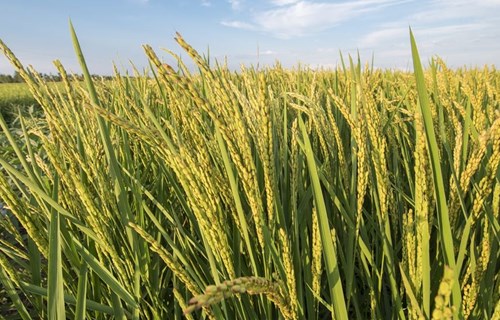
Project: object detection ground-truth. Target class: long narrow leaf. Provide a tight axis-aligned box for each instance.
[74,262,88,320]
[298,115,348,320]
[410,28,461,316]
[20,282,116,315]
[47,174,65,319]
[72,238,137,308]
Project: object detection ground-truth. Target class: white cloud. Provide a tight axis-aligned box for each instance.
[359,28,407,48]
[221,20,256,30]
[260,49,278,55]
[409,0,500,23]
[355,0,500,68]
[201,0,211,7]
[223,0,409,38]
[359,23,485,51]
[220,0,500,69]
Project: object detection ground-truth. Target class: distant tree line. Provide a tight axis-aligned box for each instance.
[0,71,114,83]
[0,71,26,83]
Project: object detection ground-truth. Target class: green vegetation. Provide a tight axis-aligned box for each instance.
[0,26,499,319]
[0,83,38,122]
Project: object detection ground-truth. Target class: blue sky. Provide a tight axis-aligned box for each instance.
[1,0,499,75]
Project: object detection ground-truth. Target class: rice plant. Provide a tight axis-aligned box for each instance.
[0,25,499,319]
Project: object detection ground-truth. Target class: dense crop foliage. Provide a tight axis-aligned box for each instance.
[0,27,499,319]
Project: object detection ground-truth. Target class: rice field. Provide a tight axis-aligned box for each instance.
[0,83,36,106]
[0,83,39,123]
[0,26,499,319]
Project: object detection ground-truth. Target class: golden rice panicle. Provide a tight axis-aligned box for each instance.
[63,167,131,282]
[169,149,235,278]
[328,89,368,236]
[413,107,430,294]
[289,118,300,233]
[279,228,298,319]
[256,72,276,233]
[448,127,489,220]
[402,208,416,316]
[447,105,463,174]
[0,39,26,77]
[311,99,336,181]
[462,281,473,319]
[174,32,211,76]
[488,112,500,171]
[0,173,48,257]
[363,95,389,221]
[447,109,464,225]
[470,115,500,224]
[493,181,500,222]
[142,44,165,71]
[435,58,456,99]
[0,251,22,287]
[462,81,487,134]
[53,60,77,109]
[463,218,492,318]
[462,116,500,316]
[143,44,207,115]
[173,288,196,320]
[484,69,499,121]
[0,211,25,249]
[325,96,348,182]
[221,77,266,250]
[223,128,266,250]
[424,71,439,121]
[360,85,391,230]
[191,157,235,277]
[431,266,455,320]
[311,205,322,299]
[184,277,292,319]
[311,108,330,167]
[211,74,262,209]
[354,125,368,237]
[327,90,356,131]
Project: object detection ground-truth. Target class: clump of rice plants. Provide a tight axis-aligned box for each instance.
[0,24,499,319]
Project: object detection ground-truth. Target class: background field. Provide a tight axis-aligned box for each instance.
[0,83,39,122]
[0,31,499,320]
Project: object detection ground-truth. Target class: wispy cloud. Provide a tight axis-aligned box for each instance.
[260,49,278,55]
[223,0,408,38]
[360,23,485,48]
[221,20,256,30]
[409,0,500,23]
[201,0,211,7]
[355,0,500,67]
[218,0,499,68]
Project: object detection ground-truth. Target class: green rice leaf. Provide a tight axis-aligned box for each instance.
[72,238,137,309]
[410,28,461,316]
[298,115,348,320]
[74,262,88,320]
[47,174,65,319]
